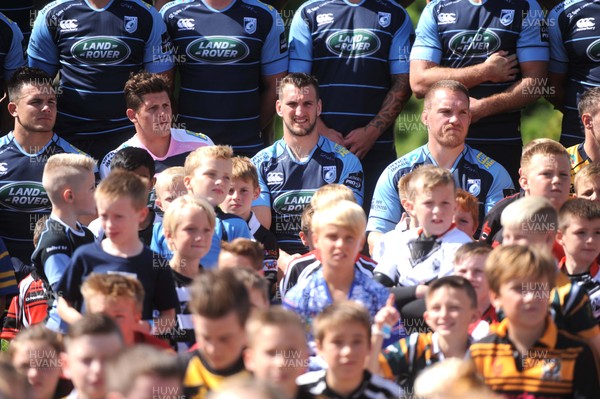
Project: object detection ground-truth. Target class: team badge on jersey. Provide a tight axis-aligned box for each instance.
[467,179,481,196]
[378,12,391,28]
[0,163,8,176]
[323,166,336,184]
[244,17,257,34]
[499,10,514,26]
[124,16,138,33]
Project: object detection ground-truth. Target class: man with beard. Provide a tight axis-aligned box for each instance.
[251,73,364,255]
[367,80,514,254]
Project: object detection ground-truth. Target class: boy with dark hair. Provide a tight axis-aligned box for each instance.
[470,245,600,399]
[218,238,264,273]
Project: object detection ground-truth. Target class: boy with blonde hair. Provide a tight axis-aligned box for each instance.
[574,161,600,201]
[35,153,97,333]
[470,245,599,399]
[480,138,571,245]
[182,145,251,269]
[309,183,355,210]
[56,171,178,333]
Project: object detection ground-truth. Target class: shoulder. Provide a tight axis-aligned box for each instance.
[171,128,213,144]
[251,141,283,166]
[240,0,279,17]
[319,136,358,161]
[295,0,328,14]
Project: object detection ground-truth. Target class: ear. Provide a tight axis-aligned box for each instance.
[316,99,322,117]
[423,310,433,329]
[404,199,415,214]
[155,197,164,212]
[315,339,324,357]
[421,109,428,127]
[183,175,192,192]
[60,352,71,379]
[126,108,137,123]
[490,290,502,311]
[518,172,529,192]
[468,307,480,324]
[63,188,74,203]
[7,101,17,117]
[138,206,149,223]
[253,186,260,201]
[556,229,564,246]
[243,347,255,372]
[582,113,593,130]
[275,99,283,117]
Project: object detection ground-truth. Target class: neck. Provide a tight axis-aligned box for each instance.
[564,255,591,275]
[101,237,143,257]
[87,0,111,9]
[203,0,234,10]
[583,132,600,162]
[427,141,464,169]
[437,334,469,358]
[12,127,53,154]
[322,265,354,291]
[51,210,80,231]
[326,371,362,398]
[136,132,171,158]
[170,254,201,279]
[284,133,318,161]
[507,318,546,354]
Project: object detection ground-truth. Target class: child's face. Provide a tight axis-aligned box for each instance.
[453,207,477,237]
[221,178,259,219]
[12,340,62,399]
[73,170,97,217]
[192,311,247,371]
[244,325,308,396]
[167,207,214,261]
[520,154,570,209]
[424,286,478,338]
[97,196,147,245]
[86,295,141,340]
[576,176,600,202]
[62,334,123,399]
[408,183,456,236]
[316,322,369,381]
[155,180,187,212]
[492,278,551,331]
[557,216,600,267]
[218,252,258,272]
[248,287,269,311]
[502,225,554,249]
[184,158,232,206]
[128,166,155,192]
[454,254,490,308]
[312,224,364,271]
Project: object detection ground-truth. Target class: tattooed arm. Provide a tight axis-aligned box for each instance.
[343,74,411,159]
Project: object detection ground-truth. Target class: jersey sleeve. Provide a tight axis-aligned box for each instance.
[409,3,442,63]
[251,152,272,208]
[548,7,568,74]
[0,240,17,297]
[44,253,71,292]
[261,5,288,76]
[516,0,549,62]
[224,217,252,240]
[27,6,60,76]
[367,165,402,234]
[143,6,174,73]
[99,150,117,180]
[2,18,26,81]
[389,7,413,75]
[288,6,313,73]
[337,145,364,205]
[484,165,514,215]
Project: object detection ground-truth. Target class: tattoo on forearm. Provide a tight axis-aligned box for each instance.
[367,75,412,133]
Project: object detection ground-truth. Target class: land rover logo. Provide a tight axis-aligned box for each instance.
[273,190,314,215]
[0,182,49,211]
[449,30,501,57]
[587,38,600,62]
[71,37,131,65]
[186,37,249,63]
[326,29,380,57]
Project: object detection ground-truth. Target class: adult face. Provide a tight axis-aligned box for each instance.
[9,84,57,135]
[422,89,471,149]
[276,84,321,138]
[128,91,172,139]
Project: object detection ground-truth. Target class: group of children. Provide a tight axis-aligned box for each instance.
[0,123,598,399]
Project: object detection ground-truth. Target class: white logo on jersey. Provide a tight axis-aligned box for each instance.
[467,179,481,196]
[316,13,334,26]
[323,166,336,184]
[177,18,195,30]
[267,172,284,184]
[59,19,78,32]
[438,13,457,25]
[378,12,391,28]
[244,17,257,34]
[124,16,138,34]
[576,17,595,31]
[500,9,515,26]
[0,163,7,176]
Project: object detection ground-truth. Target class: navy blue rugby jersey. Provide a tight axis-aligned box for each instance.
[0,133,87,263]
[549,0,600,144]
[367,144,514,234]
[252,136,364,254]
[0,1,34,44]
[0,12,26,82]
[411,0,548,144]
[161,0,288,153]
[289,0,413,150]
[28,0,173,138]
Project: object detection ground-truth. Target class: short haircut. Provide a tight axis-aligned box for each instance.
[124,71,171,111]
[163,195,216,248]
[426,276,477,309]
[311,200,366,238]
[456,189,479,228]
[574,162,600,193]
[95,170,149,211]
[300,204,314,237]
[184,145,233,177]
[220,238,263,272]
[313,301,371,343]
[230,267,269,305]
[231,156,259,189]
[409,164,456,200]
[500,196,557,232]
[110,147,156,177]
[7,66,54,102]
[558,198,600,230]
[454,241,492,265]
[208,378,287,399]
[33,215,49,248]
[485,244,557,294]
[277,73,320,100]
[424,80,469,109]
[398,171,415,200]
[155,166,186,197]
[246,307,306,347]
[42,153,97,205]
[64,313,124,349]
[310,184,355,210]
[107,345,182,396]
[81,273,145,312]
[578,87,600,117]
[9,324,63,360]
[520,138,568,174]
[189,268,251,326]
